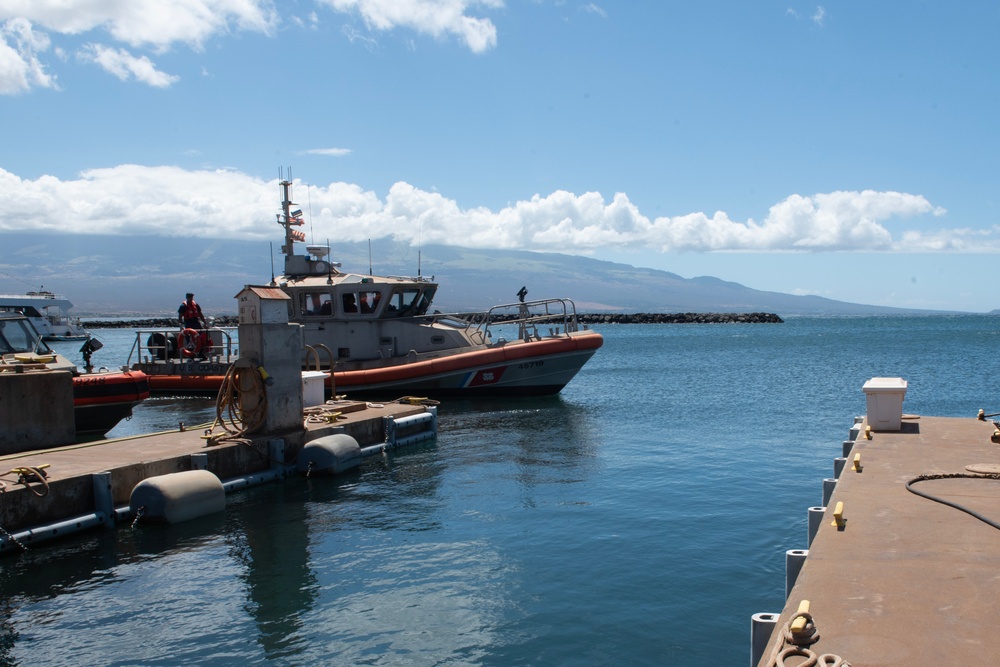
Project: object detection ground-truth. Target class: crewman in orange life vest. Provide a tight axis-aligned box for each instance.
[178,292,209,359]
[179,292,207,329]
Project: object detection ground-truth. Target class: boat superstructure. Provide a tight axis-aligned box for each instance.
[130,179,602,397]
[0,290,90,341]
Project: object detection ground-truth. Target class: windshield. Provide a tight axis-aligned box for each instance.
[0,318,50,354]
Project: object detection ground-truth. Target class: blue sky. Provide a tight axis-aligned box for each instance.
[1,1,998,311]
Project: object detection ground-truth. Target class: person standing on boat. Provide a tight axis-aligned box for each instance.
[179,293,207,330]
[178,293,209,359]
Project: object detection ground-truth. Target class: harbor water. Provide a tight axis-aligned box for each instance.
[2,315,997,666]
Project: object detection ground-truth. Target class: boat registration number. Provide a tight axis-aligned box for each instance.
[517,361,545,370]
[75,376,108,385]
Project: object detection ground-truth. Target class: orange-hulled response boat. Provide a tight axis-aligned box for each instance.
[128,178,602,398]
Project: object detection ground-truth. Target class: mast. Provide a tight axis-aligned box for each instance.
[278,178,306,260]
[275,174,338,278]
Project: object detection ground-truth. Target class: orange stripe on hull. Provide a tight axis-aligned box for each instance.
[142,331,604,395]
[73,371,151,406]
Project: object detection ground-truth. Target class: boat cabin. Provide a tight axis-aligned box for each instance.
[291,280,435,320]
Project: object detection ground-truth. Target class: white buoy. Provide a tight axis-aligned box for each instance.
[130,470,225,524]
[298,433,362,475]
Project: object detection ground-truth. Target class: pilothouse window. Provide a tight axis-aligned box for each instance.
[339,290,383,316]
[359,291,381,314]
[301,292,333,316]
[386,289,422,317]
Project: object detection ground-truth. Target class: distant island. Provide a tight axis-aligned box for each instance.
[83,312,783,328]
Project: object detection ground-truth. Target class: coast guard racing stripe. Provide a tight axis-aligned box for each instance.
[465,366,506,387]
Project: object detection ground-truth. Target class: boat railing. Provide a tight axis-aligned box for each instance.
[127,327,237,366]
[470,298,583,343]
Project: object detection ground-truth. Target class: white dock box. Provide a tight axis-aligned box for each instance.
[301,371,330,407]
[863,377,907,431]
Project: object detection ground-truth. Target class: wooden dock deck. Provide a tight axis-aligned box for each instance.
[758,415,1000,666]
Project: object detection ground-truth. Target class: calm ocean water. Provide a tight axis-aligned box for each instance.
[2,315,997,666]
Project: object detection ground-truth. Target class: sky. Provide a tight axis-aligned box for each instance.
[1,1,998,312]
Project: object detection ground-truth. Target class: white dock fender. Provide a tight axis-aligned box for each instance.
[130,469,225,524]
[298,433,362,475]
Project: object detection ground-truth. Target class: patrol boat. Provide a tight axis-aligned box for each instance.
[130,179,603,398]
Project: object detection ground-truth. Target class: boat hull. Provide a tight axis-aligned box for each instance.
[140,332,603,399]
[72,371,151,437]
[333,331,603,397]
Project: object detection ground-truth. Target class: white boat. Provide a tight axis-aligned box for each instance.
[0,290,90,341]
[0,313,149,439]
[131,179,603,398]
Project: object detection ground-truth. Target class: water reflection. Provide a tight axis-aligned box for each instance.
[226,484,318,661]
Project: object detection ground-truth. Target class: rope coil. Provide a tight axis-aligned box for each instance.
[0,465,50,497]
[208,362,268,442]
[765,611,852,667]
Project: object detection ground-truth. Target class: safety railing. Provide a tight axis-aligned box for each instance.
[127,327,237,365]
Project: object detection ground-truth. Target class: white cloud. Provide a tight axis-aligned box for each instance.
[322,0,502,53]
[0,18,57,94]
[0,1,278,93]
[2,0,500,92]
[812,6,826,26]
[78,43,179,87]
[1,0,279,51]
[0,166,982,255]
[304,147,353,156]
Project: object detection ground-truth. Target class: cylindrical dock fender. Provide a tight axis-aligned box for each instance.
[750,612,779,667]
[807,506,826,546]
[130,469,225,524]
[833,456,847,479]
[785,549,808,599]
[822,477,837,506]
[842,439,855,457]
[298,433,362,475]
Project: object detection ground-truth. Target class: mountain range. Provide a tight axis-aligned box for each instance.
[0,232,930,316]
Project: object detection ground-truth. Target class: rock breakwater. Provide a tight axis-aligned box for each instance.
[85,312,783,328]
[577,312,783,324]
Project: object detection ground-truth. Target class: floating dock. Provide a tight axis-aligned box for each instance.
[0,399,434,553]
[754,412,1000,666]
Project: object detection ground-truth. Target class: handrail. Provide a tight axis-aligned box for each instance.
[303,345,321,371]
[472,298,581,341]
[128,327,237,365]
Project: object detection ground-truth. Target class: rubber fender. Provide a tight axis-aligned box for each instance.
[298,433,362,475]
[130,469,225,524]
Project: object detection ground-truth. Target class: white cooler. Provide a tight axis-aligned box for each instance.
[862,377,907,431]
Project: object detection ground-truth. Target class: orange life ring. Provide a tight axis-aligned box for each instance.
[179,328,202,357]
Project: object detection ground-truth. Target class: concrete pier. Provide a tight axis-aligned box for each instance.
[0,399,429,548]
[756,415,1000,666]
